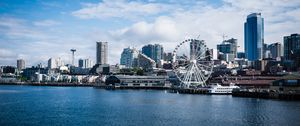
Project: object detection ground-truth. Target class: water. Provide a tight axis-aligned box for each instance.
[0,85,299,126]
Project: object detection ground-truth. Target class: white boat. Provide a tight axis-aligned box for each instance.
[208,83,239,94]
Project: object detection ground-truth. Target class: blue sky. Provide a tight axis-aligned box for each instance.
[0,0,300,66]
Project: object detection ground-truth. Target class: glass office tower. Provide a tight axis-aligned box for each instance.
[244,13,264,61]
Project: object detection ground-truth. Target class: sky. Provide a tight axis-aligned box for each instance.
[0,0,300,67]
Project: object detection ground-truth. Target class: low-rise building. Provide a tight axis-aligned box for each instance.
[105,75,170,87]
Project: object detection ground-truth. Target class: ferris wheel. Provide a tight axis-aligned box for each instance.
[172,39,214,88]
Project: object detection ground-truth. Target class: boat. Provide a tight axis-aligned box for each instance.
[208,83,239,94]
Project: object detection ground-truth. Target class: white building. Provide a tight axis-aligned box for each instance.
[48,58,65,69]
[120,47,139,68]
[48,58,57,69]
[210,49,218,60]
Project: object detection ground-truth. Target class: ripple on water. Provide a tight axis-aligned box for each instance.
[0,90,24,94]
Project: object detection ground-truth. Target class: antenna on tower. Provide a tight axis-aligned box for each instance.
[70,49,76,66]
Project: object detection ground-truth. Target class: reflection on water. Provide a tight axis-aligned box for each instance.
[0,85,299,126]
[0,89,23,93]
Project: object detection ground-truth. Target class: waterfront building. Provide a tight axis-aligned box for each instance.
[268,42,282,60]
[22,67,48,81]
[271,74,300,92]
[217,38,237,58]
[120,47,139,68]
[105,75,169,87]
[79,58,93,68]
[96,42,108,65]
[244,13,264,61]
[142,44,164,63]
[17,59,25,71]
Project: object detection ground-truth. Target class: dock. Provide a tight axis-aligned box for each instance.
[232,90,300,100]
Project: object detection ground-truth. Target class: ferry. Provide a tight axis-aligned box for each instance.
[208,83,239,94]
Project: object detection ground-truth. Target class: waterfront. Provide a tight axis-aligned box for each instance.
[0,85,300,126]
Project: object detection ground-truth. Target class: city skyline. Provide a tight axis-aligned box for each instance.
[0,0,300,66]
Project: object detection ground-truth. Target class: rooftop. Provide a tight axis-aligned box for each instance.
[247,13,262,18]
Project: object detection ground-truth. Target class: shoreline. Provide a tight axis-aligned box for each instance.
[0,82,95,87]
[1,83,300,101]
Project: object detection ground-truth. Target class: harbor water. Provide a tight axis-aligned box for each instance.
[0,85,299,126]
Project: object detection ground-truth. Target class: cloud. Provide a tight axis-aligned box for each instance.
[110,16,179,43]
[72,0,172,20]
[33,20,60,26]
[1,0,300,66]
[0,17,97,66]
[0,48,16,59]
[105,0,300,52]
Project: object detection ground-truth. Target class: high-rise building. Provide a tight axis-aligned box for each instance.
[142,44,164,63]
[284,34,300,69]
[217,38,237,58]
[284,34,300,60]
[48,58,57,69]
[48,58,64,69]
[79,58,93,68]
[244,13,264,61]
[120,47,139,68]
[268,42,282,60]
[17,59,25,71]
[96,42,108,65]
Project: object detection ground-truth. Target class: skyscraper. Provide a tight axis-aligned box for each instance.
[142,44,164,63]
[120,47,139,68]
[284,34,300,61]
[17,59,25,71]
[96,42,108,65]
[244,13,264,61]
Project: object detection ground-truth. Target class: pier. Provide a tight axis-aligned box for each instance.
[232,89,300,100]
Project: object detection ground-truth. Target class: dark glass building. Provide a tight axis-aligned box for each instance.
[284,34,300,68]
[237,52,245,59]
[244,13,264,61]
[217,38,237,58]
[142,44,164,63]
